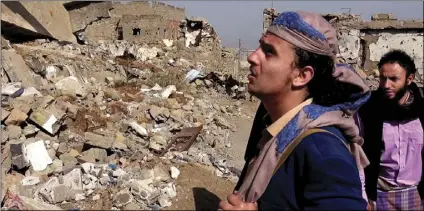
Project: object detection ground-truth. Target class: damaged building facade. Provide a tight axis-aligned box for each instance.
[263,9,424,79]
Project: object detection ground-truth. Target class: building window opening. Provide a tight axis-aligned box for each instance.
[133,28,142,35]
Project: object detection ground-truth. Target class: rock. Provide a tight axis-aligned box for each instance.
[158,196,172,208]
[92,194,101,200]
[2,129,9,144]
[163,39,173,47]
[161,85,177,99]
[82,174,98,190]
[75,193,86,201]
[170,166,180,179]
[44,65,57,81]
[68,149,80,157]
[63,168,83,193]
[29,109,65,136]
[129,179,154,202]
[105,88,121,101]
[154,164,171,182]
[10,142,29,169]
[26,140,53,172]
[214,116,235,131]
[81,148,107,163]
[161,183,177,198]
[149,135,167,152]
[99,175,110,185]
[112,141,128,151]
[21,176,40,186]
[47,148,56,159]
[21,87,43,97]
[22,125,40,137]
[55,76,86,97]
[85,132,113,149]
[149,106,163,119]
[59,153,78,167]
[128,121,148,137]
[113,169,127,178]
[165,98,180,109]
[52,184,72,203]
[114,189,133,207]
[1,107,11,121]
[124,202,140,210]
[1,82,22,96]
[182,104,193,111]
[51,159,63,173]
[1,50,38,88]
[7,125,22,139]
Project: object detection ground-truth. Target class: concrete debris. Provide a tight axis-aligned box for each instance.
[170,166,180,179]
[26,140,53,172]
[84,132,113,149]
[55,76,87,97]
[21,176,41,186]
[4,108,28,125]
[128,121,148,137]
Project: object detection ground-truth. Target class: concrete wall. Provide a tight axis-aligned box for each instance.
[80,1,185,44]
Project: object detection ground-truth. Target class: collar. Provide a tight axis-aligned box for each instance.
[266,98,313,137]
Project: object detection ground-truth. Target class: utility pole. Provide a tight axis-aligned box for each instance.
[237,38,241,81]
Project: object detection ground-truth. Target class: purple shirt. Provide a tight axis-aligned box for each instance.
[379,118,424,187]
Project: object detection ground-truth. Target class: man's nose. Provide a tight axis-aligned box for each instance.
[247,49,260,66]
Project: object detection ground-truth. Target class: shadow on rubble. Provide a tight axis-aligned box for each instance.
[193,187,221,211]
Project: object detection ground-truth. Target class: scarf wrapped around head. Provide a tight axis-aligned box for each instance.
[267,11,371,169]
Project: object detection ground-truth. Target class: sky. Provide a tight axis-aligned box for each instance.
[162,1,424,49]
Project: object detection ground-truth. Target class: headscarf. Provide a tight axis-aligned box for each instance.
[238,11,371,202]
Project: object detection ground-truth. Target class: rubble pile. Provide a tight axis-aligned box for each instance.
[1,33,249,209]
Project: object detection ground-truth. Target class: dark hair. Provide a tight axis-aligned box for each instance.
[378,49,416,75]
[293,47,360,106]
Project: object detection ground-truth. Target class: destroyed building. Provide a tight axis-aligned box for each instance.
[262,9,424,80]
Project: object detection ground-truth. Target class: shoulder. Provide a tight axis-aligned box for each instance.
[294,127,352,161]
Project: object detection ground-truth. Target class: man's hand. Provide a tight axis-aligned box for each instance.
[218,193,258,211]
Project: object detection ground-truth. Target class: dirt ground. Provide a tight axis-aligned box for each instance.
[170,163,236,210]
[170,99,260,210]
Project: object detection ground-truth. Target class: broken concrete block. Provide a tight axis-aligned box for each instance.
[84,132,113,149]
[21,176,40,186]
[153,164,171,182]
[1,107,11,121]
[104,88,121,101]
[161,182,177,198]
[21,87,43,97]
[128,121,148,137]
[55,76,87,97]
[63,168,83,193]
[160,85,177,99]
[170,166,180,179]
[6,125,22,140]
[158,196,172,208]
[4,109,28,125]
[1,1,77,43]
[1,50,38,88]
[59,153,78,167]
[26,140,53,172]
[81,148,107,163]
[51,159,63,174]
[52,184,72,203]
[22,125,40,137]
[29,109,65,136]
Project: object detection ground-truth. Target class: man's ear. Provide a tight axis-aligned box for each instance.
[293,66,314,87]
[407,73,415,85]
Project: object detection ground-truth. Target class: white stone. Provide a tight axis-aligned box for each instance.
[170,166,180,179]
[45,66,57,80]
[25,140,53,172]
[163,39,173,47]
[75,193,86,201]
[21,176,41,186]
[160,85,176,99]
[92,194,100,200]
[55,76,86,96]
[128,121,148,137]
[1,82,22,95]
[112,169,126,177]
[21,87,43,97]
